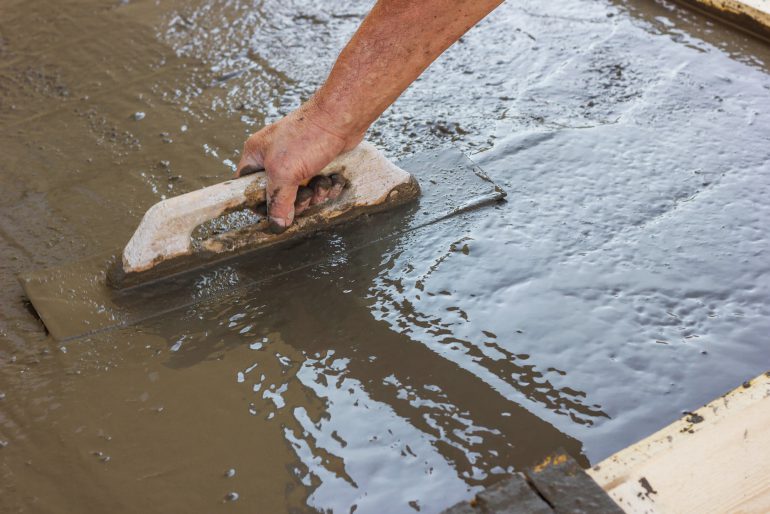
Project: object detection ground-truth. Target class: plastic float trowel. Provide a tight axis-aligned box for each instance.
[20,142,506,341]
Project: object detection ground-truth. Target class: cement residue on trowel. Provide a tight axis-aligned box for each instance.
[192,209,266,242]
[200,175,421,255]
[104,143,421,289]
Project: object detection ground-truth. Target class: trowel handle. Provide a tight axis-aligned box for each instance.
[121,143,374,274]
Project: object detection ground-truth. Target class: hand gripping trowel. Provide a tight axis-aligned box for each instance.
[109,142,420,288]
[20,142,505,341]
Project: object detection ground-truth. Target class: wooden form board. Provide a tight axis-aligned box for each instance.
[588,372,770,513]
[674,0,770,41]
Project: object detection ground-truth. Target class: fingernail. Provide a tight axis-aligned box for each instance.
[268,216,289,234]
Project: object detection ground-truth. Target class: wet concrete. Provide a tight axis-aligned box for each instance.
[1,0,769,513]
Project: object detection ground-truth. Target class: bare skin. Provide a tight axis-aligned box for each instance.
[237,0,505,233]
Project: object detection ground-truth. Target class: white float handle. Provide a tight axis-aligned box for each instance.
[120,142,403,274]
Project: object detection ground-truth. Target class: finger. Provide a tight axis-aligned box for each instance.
[238,164,263,177]
[236,138,264,177]
[328,174,347,200]
[294,186,313,216]
[266,180,298,234]
[308,175,332,205]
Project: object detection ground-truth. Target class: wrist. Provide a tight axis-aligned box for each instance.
[306,90,370,148]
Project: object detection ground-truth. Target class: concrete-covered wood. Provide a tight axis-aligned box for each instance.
[674,0,770,41]
[525,453,624,513]
[443,473,552,514]
[442,452,622,513]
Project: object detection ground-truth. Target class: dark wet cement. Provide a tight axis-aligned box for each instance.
[1,0,770,512]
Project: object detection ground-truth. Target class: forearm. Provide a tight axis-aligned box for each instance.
[311,0,504,139]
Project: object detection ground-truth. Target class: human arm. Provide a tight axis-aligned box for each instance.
[237,0,504,233]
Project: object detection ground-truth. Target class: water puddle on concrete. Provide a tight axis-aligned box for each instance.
[2,0,770,512]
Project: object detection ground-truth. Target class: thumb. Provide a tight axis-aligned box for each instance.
[266,175,298,234]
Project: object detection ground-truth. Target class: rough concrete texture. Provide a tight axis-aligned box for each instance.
[443,473,552,514]
[525,453,624,513]
[443,452,624,514]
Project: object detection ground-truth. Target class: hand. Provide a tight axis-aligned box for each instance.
[236,98,365,234]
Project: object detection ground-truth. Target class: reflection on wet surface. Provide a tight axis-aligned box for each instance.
[2,0,770,512]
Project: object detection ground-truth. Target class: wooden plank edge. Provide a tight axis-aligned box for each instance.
[672,0,770,44]
[588,371,770,513]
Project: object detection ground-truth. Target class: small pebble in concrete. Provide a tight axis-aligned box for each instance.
[92,451,111,463]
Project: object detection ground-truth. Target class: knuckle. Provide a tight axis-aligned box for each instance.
[266,157,311,187]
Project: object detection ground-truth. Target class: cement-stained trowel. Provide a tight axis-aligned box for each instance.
[20,143,505,341]
[110,142,420,288]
